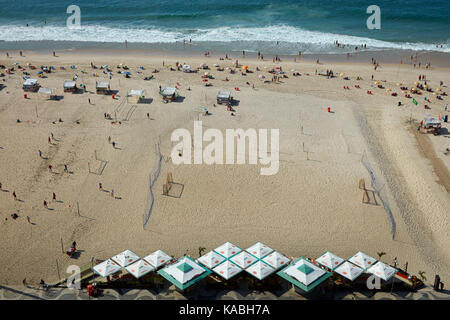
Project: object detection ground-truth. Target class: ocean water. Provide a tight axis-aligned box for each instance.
[0,0,449,54]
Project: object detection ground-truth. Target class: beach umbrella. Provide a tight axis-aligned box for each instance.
[333,261,364,281]
[281,258,328,287]
[213,260,243,280]
[125,259,155,279]
[246,242,274,259]
[348,251,377,270]
[262,251,291,270]
[157,256,211,290]
[213,242,242,259]
[245,260,275,280]
[197,251,226,269]
[111,249,140,267]
[92,259,121,277]
[242,65,248,70]
[230,250,258,269]
[143,250,173,268]
[316,251,344,270]
[367,261,397,281]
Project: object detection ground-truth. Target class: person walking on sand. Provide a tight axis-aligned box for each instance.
[99,182,102,191]
[52,192,56,201]
[88,98,91,105]
[39,150,42,158]
[111,189,114,198]
[112,141,116,148]
[48,165,52,172]
[64,164,68,173]
[43,200,48,208]
[0,182,2,190]
[13,191,17,200]
[108,136,111,144]
[26,216,31,224]
[147,113,150,119]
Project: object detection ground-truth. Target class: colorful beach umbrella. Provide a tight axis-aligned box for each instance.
[197,251,226,269]
[348,251,377,270]
[245,260,275,280]
[92,259,121,277]
[246,242,274,259]
[213,242,242,259]
[230,251,258,269]
[262,251,291,270]
[143,250,173,268]
[212,260,243,280]
[334,261,364,281]
[111,249,140,267]
[125,259,155,279]
[367,261,397,281]
[316,251,344,270]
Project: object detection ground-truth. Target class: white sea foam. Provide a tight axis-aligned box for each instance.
[0,24,448,52]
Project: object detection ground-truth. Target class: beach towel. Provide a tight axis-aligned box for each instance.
[412,98,418,105]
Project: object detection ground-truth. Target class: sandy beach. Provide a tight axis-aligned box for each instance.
[0,49,449,286]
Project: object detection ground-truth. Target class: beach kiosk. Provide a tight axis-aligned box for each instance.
[159,86,178,103]
[157,256,211,292]
[277,257,332,297]
[127,89,145,103]
[96,81,110,94]
[217,91,232,105]
[63,80,77,93]
[38,87,57,100]
[23,78,39,92]
[422,115,441,135]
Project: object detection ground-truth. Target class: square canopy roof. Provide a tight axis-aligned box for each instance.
[157,256,211,290]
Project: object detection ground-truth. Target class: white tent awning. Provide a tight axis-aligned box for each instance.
[316,251,344,270]
[143,250,173,268]
[38,87,54,95]
[23,78,38,86]
[246,242,274,259]
[283,258,326,286]
[111,249,140,267]
[262,251,291,269]
[213,242,242,259]
[334,261,364,281]
[92,259,121,277]
[64,81,76,88]
[348,251,377,270]
[230,251,257,269]
[129,89,144,96]
[125,259,155,278]
[197,251,226,269]
[245,260,275,280]
[212,260,242,280]
[96,81,110,89]
[163,257,207,284]
[367,261,397,281]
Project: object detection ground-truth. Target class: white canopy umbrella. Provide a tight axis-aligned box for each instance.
[197,251,226,269]
[128,89,144,96]
[283,258,327,287]
[143,250,173,268]
[316,251,344,270]
[125,259,155,279]
[162,256,207,285]
[367,261,397,281]
[24,78,38,86]
[111,249,140,267]
[334,261,364,281]
[246,242,274,259]
[348,251,377,270]
[213,242,242,259]
[92,259,121,277]
[262,251,291,270]
[230,251,258,269]
[212,260,242,280]
[245,260,275,280]
[38,87,54,96]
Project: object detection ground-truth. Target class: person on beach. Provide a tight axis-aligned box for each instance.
[48,137,51,144]
[48,165,52,172]
[27,216,31,224]
[6,52,9,58]
[13,191,16,200]
[20,51,23,57]
[43,200,48,208]
[111,189,114,198]
[52,192,56,201]
[53,51,55,57]
[0,182,2,190]
[147,113,150,119]
[99,182,102,191]
[39,150,42,158]
[88,98,91,104]
[108,136,111,144]
[112,141,116,148]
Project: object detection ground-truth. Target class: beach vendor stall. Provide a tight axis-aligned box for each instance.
[422,115,441,135]
[127,89,145,103]
[63,80,77,93]
[23,78,39,92]
[38,87,57,100]
[96,81,110,94]
[182,64,191,73]
[159,86,178,103]
[217,91,232,105]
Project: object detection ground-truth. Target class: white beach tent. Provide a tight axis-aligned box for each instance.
[143,250,173,268]
[246,242,274,259]
[161,256,207,285]
[92,259,122,277]
[213,242,242,259]
[111,249,140,267]
[197,251,226,269]
[245,260,276,280]
[262,251,291,270]
[127,89,145,103]
[334,261,364,281]
[230,251,258,269]
[38,87,56,99]
[348,251,377,270]
[23,78,38,87]
[367,261,397,281]
[125,259,155,279]
[283,258,327,287]
[212,260,243,280]
[316,251,344,270]
[182,65,191,72]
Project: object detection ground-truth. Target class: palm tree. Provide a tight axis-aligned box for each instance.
[377,251,386,260]
[418,271,427,282]
[198,246,206,257]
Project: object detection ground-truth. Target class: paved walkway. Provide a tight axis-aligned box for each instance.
[1,283,449,300]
